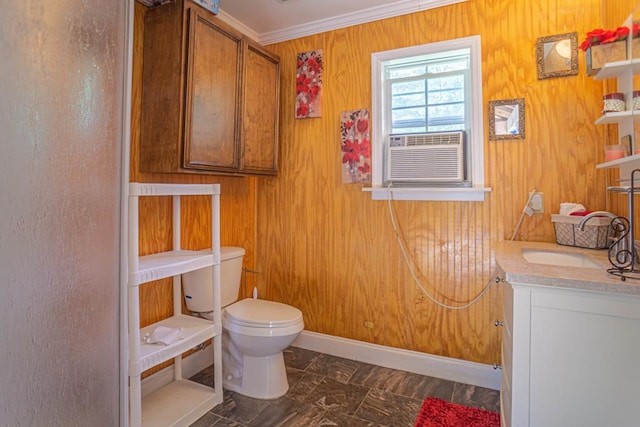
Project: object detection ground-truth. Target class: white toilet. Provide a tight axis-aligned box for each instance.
[182,247,304,399]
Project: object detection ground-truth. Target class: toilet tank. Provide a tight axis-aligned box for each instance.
[182,246,246,313]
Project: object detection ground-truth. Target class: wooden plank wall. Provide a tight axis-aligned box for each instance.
[256,0,617,365]
[131,0,639,370]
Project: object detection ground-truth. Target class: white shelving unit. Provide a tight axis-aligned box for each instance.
[128,183,222,427]
[594,56,640,176]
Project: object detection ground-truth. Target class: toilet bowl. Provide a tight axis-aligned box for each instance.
[181,247,304,399]
[222,298,303,398]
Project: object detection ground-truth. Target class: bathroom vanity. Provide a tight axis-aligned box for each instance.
[495,241,640,427]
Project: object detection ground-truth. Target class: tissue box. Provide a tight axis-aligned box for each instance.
[551,214,613,249]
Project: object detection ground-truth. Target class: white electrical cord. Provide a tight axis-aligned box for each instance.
[510,188,537,241]
[386,184,495,310]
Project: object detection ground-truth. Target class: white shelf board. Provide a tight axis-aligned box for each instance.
[594,110,640,125]
[134,314,217,373]
[130,182,220,196]
[596,153,640,169]
[142,379,222,427]
[593,58,640,80]
[130,250,217,286]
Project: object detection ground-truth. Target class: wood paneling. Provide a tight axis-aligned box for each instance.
[258,0,612,365]
[131,0,636,369]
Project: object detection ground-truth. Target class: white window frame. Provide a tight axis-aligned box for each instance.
[366,35,490,202]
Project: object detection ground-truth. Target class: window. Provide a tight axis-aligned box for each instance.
[368,35,489,201]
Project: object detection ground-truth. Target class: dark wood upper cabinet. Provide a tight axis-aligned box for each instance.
[139,0,279,176]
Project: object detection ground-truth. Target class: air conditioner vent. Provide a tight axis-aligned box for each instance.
[404,132,462,146]
[387,131,465,183]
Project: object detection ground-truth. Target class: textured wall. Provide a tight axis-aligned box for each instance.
[0,0,125,425]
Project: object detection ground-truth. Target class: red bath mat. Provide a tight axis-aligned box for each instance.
[414,397,500,427]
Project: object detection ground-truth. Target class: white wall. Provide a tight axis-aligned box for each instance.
[0,1,126,424]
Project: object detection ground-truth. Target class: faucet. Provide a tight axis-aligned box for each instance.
[577,211,619,231]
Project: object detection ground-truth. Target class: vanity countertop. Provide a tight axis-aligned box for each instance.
[494,240,640,296]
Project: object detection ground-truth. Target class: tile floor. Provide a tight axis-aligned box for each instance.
[189,346,500,427]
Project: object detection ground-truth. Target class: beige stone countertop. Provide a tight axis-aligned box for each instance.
[494,240,640,296]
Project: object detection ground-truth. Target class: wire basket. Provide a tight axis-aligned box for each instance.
[551,214,613,249]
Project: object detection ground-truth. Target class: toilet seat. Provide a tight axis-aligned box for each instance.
[223,298,303,336]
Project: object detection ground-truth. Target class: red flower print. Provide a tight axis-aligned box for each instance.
[356,119,369,133]
[342,139,361,164]
[358,138,371,159]
[358,162,371,174]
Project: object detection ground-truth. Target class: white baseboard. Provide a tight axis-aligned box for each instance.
[292,330,501,390]
[141,330,501,397]
[141,345,214,398]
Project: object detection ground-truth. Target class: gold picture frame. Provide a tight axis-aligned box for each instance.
[536,32,578,80]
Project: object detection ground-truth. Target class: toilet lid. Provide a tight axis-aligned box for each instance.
[224,298,303,328]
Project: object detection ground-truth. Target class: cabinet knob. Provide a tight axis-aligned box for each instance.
[494,320,504,327]
[495,275,505,283]
[493,363,503,370]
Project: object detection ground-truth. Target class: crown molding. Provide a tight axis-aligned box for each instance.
[219,0,467,46]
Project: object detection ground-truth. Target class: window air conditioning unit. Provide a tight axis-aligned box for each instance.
[387,131,465,183]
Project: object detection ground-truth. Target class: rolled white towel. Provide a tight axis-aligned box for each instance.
[559,203,586,216]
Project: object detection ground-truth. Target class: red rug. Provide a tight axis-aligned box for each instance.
[414,397,500,427]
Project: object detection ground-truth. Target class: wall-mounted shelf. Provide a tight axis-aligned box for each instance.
[594,110,640,125]
[597,153,640,169]
[593,58,640,80]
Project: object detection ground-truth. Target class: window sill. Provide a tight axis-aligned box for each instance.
[363,186,491,201]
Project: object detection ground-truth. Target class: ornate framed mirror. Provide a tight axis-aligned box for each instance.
[489,98,525,140]
[536,32,579,80]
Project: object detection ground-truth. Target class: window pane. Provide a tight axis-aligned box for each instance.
[392,93,425,108]
[391,80,424,95]
[428,88,464,104]
[428,75,464,92]
[427,58,468,73]
[388,64,426,78]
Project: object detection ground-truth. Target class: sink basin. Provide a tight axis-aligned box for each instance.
[521,248,602,268]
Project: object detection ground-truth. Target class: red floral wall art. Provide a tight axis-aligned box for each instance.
[340,109,371,184]
[295,49,323,118]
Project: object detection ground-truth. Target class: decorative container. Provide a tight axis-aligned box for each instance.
[551,214,614,249]
[193,0,219,14]
[633,91,640,110]
[603,92,626,113]
[604,144,628,161]
[586,40,627,76]
[633,38,640,59]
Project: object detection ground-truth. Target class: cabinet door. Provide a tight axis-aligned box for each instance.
[240,41,280,175]
[183,8,241,172]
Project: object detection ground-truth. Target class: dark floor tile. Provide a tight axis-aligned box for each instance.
[286,371,324,402]
[284,346,321,370]
[305,353,361,383]
[451,383,501,412]
[190,365,215,388]
[355,388,422,427]
[303,377,370,416]
[311,410,385,427]
[211,418,247,427]
[189,411,221,427]
[349,362,406,392]
[246,396,326,427]
[212,390,272,425]
[393,371,456,401]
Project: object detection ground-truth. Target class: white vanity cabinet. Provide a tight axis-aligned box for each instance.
[499,273,640,427]
[127,183,223,427]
